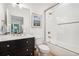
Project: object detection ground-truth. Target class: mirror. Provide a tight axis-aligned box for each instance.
[6,4,26,35]
[4,3,30,35]
[11,15,23,34]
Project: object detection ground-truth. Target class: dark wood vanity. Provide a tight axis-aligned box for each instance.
[0,37,35,56]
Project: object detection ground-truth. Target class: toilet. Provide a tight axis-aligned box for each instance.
[35,38,50,56]
[37,44,50,56]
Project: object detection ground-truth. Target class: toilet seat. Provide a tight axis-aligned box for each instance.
[38,44,50,53]
[39,44,49,51]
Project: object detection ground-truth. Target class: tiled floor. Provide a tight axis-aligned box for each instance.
[34,50,55,56]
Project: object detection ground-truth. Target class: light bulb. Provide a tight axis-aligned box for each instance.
[11,3,24,9]
[12,3,16,7]
[19,4,23,8]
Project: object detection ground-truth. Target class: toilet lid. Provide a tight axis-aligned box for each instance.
[39,44,49,51]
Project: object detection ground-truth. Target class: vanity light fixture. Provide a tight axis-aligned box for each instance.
[12,3,24,8]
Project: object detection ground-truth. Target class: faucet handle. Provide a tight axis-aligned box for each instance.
[48,32,51,34]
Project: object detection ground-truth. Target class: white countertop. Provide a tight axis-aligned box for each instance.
[0,34,34,42]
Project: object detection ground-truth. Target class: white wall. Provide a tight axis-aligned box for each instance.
[3,3,45,44]
[0,4,5,18]
[28,3,57,44]
[0,3,6,34]
[23,3,55,44]
[0,3,55,45]
[24,4,45,44]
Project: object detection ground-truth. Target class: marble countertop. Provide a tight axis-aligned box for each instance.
[0,34,34,42]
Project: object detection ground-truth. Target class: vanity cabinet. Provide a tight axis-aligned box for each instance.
[0,37,35,56]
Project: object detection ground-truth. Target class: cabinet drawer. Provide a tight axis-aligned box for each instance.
[0,41,16,50]
[0,39,28,51]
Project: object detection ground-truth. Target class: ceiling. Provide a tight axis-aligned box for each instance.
[24,3,56,11]
[5,3,57,12]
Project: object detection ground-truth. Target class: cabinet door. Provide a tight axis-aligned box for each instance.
[26,38,35,46]
[0,37,35,56]
[23,38,35,56]
[13,39,27,49]
[0,50,16,56]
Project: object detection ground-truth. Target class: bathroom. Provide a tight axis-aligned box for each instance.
[0,2,79,57]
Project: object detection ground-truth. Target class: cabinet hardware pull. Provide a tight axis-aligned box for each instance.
[6,45,10,47]
[26,41,28,43]
[26,49,28,51]
[48,32,51,34]
[31,53,32,55]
